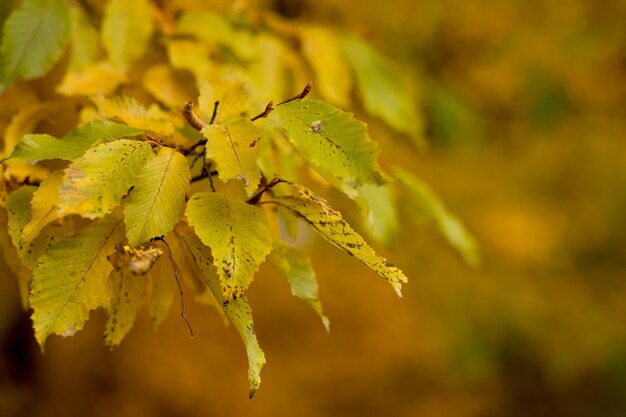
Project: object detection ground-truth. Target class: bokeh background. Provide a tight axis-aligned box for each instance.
[2,0,626,416]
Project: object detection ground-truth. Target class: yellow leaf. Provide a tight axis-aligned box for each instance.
[2,101,58,157]
[67,4,99,71]
[355,183,399,247]
[143,64,197,108]
[201,118,261,196]
[22,170,63,243]
[166,39,213,86]
[57,61,127,96]
[104,246,152,347]
[102,0,153,71]
[299,26,352,107]
[30,216,123,348]
[198,78,250,123]
[92,95,174,135]
[185,192,272,301]
[268,181,407,297]
[58,139,152,219]
[124,147,190,247]
[183,234,266,398]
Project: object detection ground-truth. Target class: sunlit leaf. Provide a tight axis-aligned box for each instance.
[201,118,261,195]
[269,181,407,296]
[92,95,174,135]
[183,234,265,398]
[166,39,213,85]
[394,167,480,267]
[340,34,424,146]
[148,254,178,330]
[143,64,197,108]
[30,216,123,348]
[102,0,153,71]
[185,192,272,301]
[124,147,190,247]
[2,101,58,157]
[58,139,152,219]
[11,119,143,162]
[0,0,70,85]
[299,26,352,107]
[268,240,329,330]
[198,78,250,123]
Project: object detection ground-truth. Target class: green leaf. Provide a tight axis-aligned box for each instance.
[394,167,480,267]
[6,186,37,252]
[11,120,144,162]
[104,248,150,348]
[340,34,424,145]
[269,181,407,296]
[356,183,399,247]
[30,216,123,348]
[0,0,71,85]
[102,0,153,71]
[67,4,99,71]
[183,234,265,398]
[202,118,262,196]
[274,99,384,197]
[185,192,272,301]
[58,139,152,219]
[124,147,190,247]
[268,240,329,330]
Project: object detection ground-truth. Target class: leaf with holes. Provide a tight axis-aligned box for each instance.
[269,181,407,296]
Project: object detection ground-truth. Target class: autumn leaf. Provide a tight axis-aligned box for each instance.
[267,181,407,296]
[67,4,98,71]
[104,246,153,347]
[91,95,175,135]
[183,234,265,398]
[30,216,123,348]
[340,34,424,146]
[58,139,152,219]
[21,170,63,243]
[394,167,480,267]
[0,0,70,85]
[102,0,153,71]
[273,99,385,196]
[356,183,400,247]
[268,240,329,330]
[10,119,143,162]
[202,118,262,196]
[124,147,190,247]
[185,192,273,301]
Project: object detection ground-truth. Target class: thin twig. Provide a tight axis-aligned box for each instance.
[158,237,195,337]
[246,177,286,204]
[250,100,274,122]
[277,81,312,106]
[190,170,219,183]
[210,100,220,124]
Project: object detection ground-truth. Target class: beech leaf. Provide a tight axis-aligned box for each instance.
[202,118,262,196]
[183,234,265,398]
[58,139,152,219]
[11,120,144,162]
[0,0,70,85]
[274,99,384,196]
[185,192,272,301]
[30,216,123,348]
[92,95,174,135]
[268,240,329,330]
[269,181,407,296]
[124,147,190,247]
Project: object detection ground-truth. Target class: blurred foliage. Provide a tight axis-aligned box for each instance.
[1,0,626,416]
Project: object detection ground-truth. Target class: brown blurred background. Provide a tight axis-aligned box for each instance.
[2,0,626,416]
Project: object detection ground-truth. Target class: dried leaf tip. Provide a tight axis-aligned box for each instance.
[182,101,206,131]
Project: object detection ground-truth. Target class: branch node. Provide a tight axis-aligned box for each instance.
[250,100,274,122]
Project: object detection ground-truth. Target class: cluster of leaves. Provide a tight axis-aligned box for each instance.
[0,0,478,397]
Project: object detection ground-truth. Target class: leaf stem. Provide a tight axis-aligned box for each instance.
[277,81,312,106]
[250,100,274,121]
[246,177,286,204]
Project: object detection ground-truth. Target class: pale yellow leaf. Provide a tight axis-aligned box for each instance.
[91,95,174,135]
[57,61,127,96]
